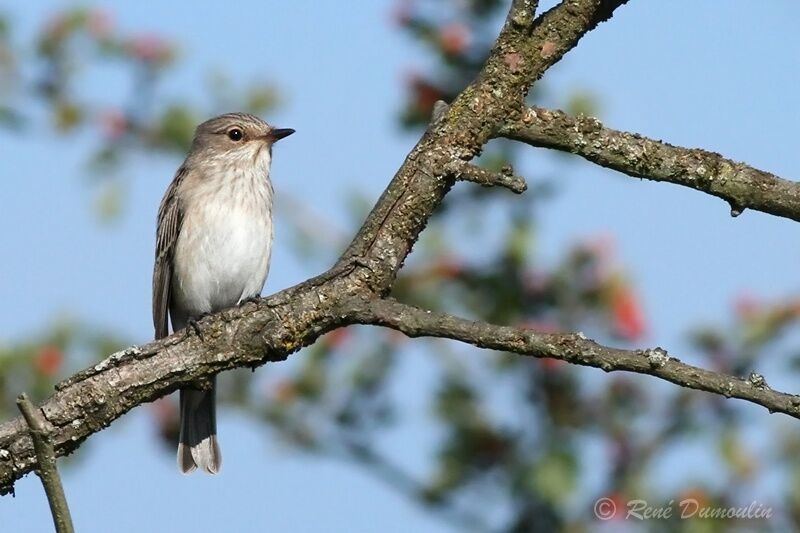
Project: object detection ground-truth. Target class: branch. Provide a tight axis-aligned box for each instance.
[431,102,527,194]
[0,0,630,495]
[501,106,800,221]
[503,0,630,90]
[447,161,528,194]
[16,394,74,533]
[0,268,360,495]
[348,299,800,421]
[337,0,629,274]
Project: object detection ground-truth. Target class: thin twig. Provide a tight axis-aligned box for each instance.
[447,161,528,194]
[16,394,74,533]
[348,298,800,421]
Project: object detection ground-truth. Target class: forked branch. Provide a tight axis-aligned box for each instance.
[500,106,800,221]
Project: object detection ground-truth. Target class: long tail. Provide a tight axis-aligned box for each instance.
[177,378,221,474]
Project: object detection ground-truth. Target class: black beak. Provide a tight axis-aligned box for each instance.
[269,128,295,142]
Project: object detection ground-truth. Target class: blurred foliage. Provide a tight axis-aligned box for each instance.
[0,317,126,419]
[0,7,277,220]
[1,3,799,533]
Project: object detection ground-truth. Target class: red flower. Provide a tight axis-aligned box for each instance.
[431,256,464,279]
[540,358,565,371]
[35,345,63,377]
[677,487,710,510]
[611,283,646,341]
[407,73,446,114]
[324,328,350,350]
[439,23,471,56]
[607,492,627,520]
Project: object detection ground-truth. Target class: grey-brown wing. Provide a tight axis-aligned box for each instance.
[152,167,186,339]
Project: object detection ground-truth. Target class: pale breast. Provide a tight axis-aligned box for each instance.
[172,181,273,317]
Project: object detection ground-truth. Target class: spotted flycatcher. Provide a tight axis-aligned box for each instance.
[152,113,294,474]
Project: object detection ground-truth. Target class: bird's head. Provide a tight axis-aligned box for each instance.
[189,112,294,169]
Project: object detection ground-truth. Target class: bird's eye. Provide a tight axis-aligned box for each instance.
[227,128,243,141]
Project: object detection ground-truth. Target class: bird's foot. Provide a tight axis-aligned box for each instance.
[186,313,211,341]
[241,295,261,306]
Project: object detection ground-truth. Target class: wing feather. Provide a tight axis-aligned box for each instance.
[152,167,186,339]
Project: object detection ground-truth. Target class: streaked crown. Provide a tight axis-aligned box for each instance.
[196,112,270,137]
[190,112,294,150]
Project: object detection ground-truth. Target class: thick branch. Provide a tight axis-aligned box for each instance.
[16,394,74,533]
[501,107,800,221]
[348,299,800,420]
[0,269,362,495]
[337,0,629,282]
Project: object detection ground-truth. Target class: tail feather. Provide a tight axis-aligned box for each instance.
[178,379,221,474]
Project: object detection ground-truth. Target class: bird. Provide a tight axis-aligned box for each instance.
[152,112,294,474]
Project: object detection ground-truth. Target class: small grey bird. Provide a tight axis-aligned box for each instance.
[152,112,294,474]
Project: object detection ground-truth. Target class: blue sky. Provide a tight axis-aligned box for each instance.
[2,1,800,531]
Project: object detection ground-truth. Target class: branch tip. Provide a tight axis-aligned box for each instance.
[431,100,450,124]
[447,161,528,194]
[508,0,538,28]
[16,394,74,533]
